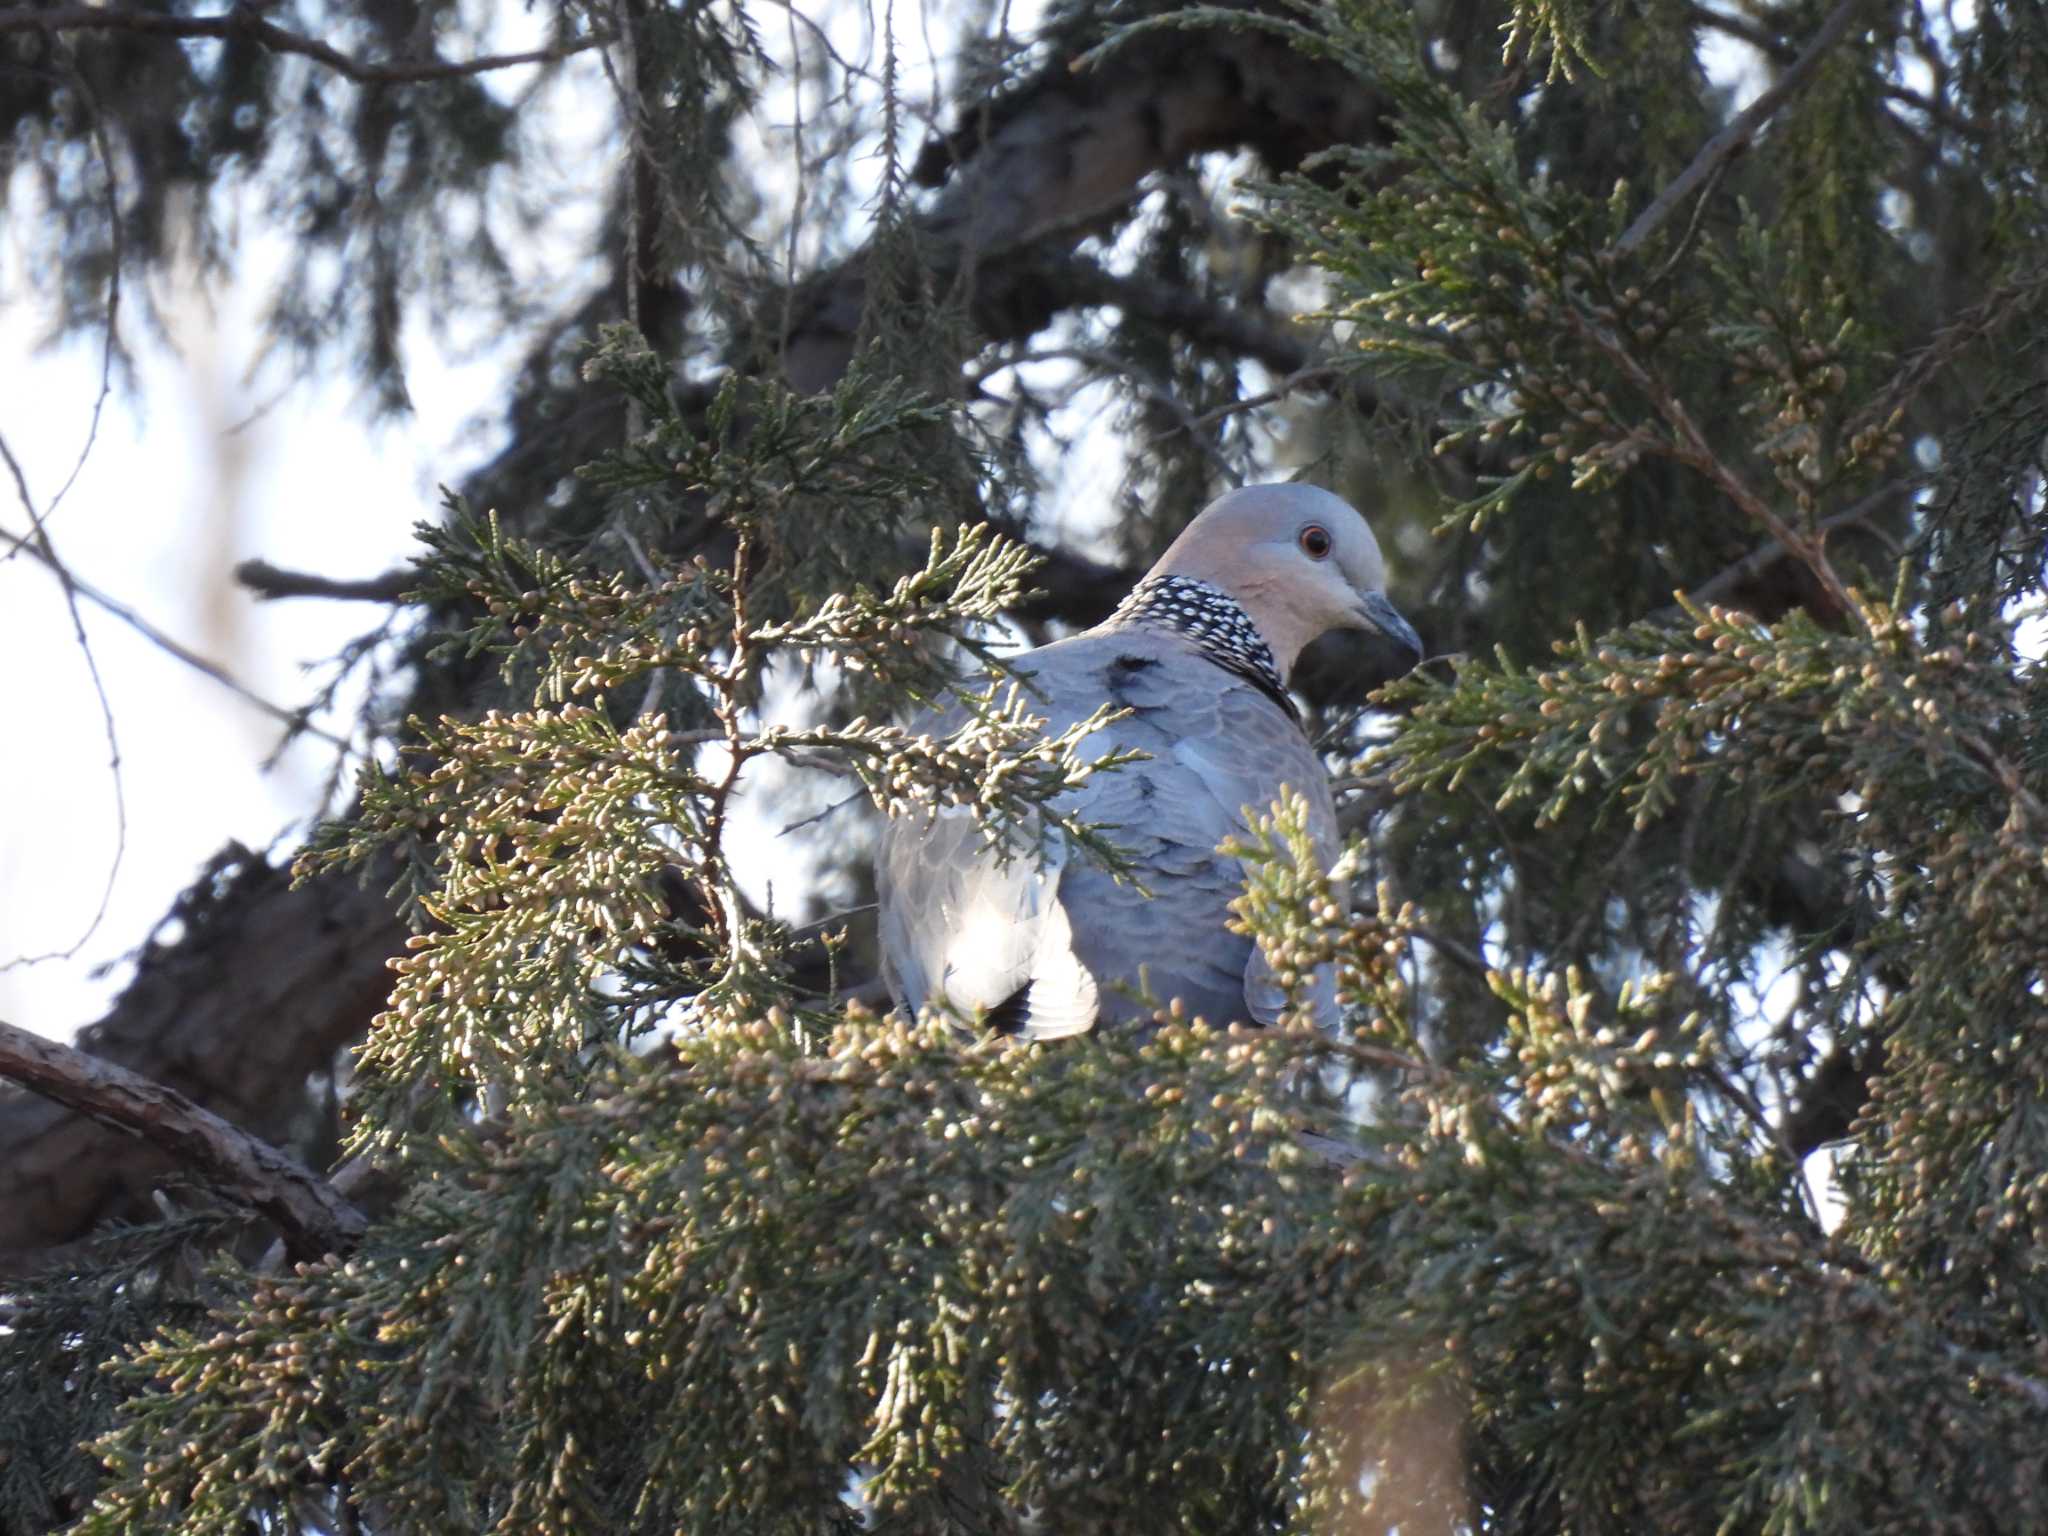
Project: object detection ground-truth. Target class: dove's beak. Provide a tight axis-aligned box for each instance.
[1356,591,1423,666]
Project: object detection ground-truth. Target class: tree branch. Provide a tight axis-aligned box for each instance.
[234,559,413,604]
[0,846,407,1272]
[0,6,611,85]
[1,520,351,748]
[0,430,127,969]
[1684,3,1982,139]
[1655,480,1917,622]
[1781,1042,1882,1159]
[1844,265,2048,448]
[0,1018,365,1264]
[1053,260,1320,378]
[1562,307,1859,618]
[1615,0,1867,257]
[779,9,1392,392]
[1045,258,1384,421]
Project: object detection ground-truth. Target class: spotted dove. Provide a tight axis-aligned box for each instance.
[876,482,1421,1037]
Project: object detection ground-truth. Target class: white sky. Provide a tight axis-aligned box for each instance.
[0,258,501,1039]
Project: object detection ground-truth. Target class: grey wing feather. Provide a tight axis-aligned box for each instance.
[1173,684,1345,1031]
[876,629,1347,1035]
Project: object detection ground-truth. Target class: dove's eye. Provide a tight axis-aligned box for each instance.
[1298,524,1333,559]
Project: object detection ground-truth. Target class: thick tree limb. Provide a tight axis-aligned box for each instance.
[0,7,610,85]
[0,1018,364,1264]
[1782,1042,1883,1158]
[0,847,405,1273]
[779,5,1389,392]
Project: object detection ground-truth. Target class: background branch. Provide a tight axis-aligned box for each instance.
[1615,0,1866,257]
[1,521,351,747]
[0,431,127,968]
[0,1018,365,1264]
[0,6,611,85]
[234,559,413,604]
[1658,481,1917,620]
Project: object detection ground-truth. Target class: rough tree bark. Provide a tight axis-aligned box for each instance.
[0,849,402,1272]
[0,1015,367,1263]
[0,9,1391,1272]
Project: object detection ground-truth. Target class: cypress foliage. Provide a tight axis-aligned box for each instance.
[4,1,2046,1532]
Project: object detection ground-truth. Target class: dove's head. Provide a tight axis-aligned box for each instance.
[1150,482,1422,677]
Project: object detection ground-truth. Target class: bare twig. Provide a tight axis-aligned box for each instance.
[1684,4,1982,139]
[778,0,807,362]
[1964,1354,2048,1414]
[661,728,728,751]
[1657,480,1918,620]
[0,434,126,968]
[39,43,122,531]
[1708,1060,1828,1227]
[778,788,866,837]
[1052,259,1318,379]
[976,345,1242,478]
[1844,266,2048,448]
[234,559,413,603]
[785,902,878,945]
[595,3,648,441]
[1646,148,1733,289]
[605,523,684,723]
[1562,308,1859,617]
[1954,726,2048,833]
[0,1018,366,1262]
[0,7,611,85]
[2,519,351,748]
[1410,925,1491,980]
[1320,1035,1440,1079]
[1615,0,1868,257]
[1295,1129,1373,1167]
[988,259,1387,433]
[1182,364,1344,430]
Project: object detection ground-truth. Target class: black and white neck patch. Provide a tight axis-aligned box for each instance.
[1105,575,1298,721]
